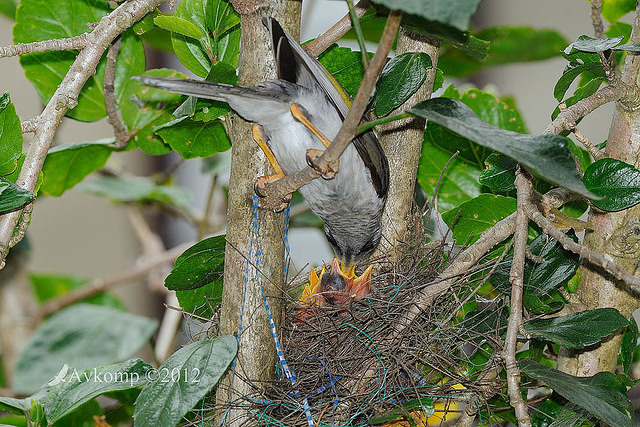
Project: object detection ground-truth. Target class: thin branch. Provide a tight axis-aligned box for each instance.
[357,112,410,134]
[345,0,370,68]
[35,241,192,320]
[104,37,129,149]
[257,9,402,210]
[591,0,605,38]
[545,83,640,134]
[0,0,167,268]
[573,127,603,160]
[304,0,371,58]
[504,168,532,427]
[0,33,90,58]
[522,190,640,293]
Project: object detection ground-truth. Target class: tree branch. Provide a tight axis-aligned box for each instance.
[303,0,371,58]
[591,0,605,38]
[35,241,192,320]
[545,83,640,134]
[504,169,532,427]
[0,33,90,58]
[104,37,129,149]
[0,0,168,269]
[257,9,402,210]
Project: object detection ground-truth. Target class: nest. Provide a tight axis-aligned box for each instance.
[224,215,507,427]
[205,212,509,426]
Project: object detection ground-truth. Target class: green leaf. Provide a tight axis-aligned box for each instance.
[40,141,113,197]
[564,35,624,54]
[13,304,157,395]
[602,0,637,23]
[442,194,516,244]
[0,92,22,176]
[552,76,605,120]
[479,153,517,192]
[409,98,596,199]
[154,15,203,40]
[417,142,481,212]
[620,315,638,375]
[156,117,231,159]
[29,273,123,309]
[439,26,568,77]
[0,177,35,214]
[318,45,367,98]
[583,158,640,211]
[554,51,605,101]
[165,235,225,291]
[0,0,18,19]
[373,52,432,117]
[80,175,191,210]
[519,359,634,427]
[371,0,482,32]
[13,0,110,121]
[493,232,579,297]
[524,308,629,349]
[176,281,223,319]
[123,68,186,154]
[368,398,435,425]
[14,2,143,122]
[176,61,237,121]
[532,398,596,427]
[133,335,237,427]
[39,359,151,424]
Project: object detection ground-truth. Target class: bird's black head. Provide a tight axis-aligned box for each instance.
[324,223,381,266]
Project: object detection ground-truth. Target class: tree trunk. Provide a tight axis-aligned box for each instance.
[215,2,301,425]
[372,29,440,265]
[558,2,640,376]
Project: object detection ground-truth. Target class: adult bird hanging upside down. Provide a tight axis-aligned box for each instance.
[134,17,389,305]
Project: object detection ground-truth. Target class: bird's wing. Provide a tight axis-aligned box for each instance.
[264,17,389,199]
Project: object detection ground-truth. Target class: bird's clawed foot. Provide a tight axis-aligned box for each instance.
[252,124,293,211]
[306,149,337,180]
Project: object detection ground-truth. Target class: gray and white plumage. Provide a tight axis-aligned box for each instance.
[134,17,389,266]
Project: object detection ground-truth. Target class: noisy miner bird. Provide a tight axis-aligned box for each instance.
[135,17,389,306]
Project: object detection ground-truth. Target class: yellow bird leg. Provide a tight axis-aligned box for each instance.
[252,124,292,210]
[290,103,332,148]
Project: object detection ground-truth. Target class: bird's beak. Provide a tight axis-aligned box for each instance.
[298,266,325,307]
[348,264,373,298]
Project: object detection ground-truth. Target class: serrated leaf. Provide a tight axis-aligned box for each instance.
[620,315,638,375]
[524,308,629,349]
[532,398,596,427]
[372,0,481,32]
[154,15,203,40]
[318,45,368,98]
[165,235,225,291]
[479,153,517,192]
[564,35,624,54]
[417,142,481,212]
[133,335,237,427]
[583,158,640,211]
[0,177,35,214]
[156,117,231,159]
[29,273,123,309]
[439,26,568,77]
[40,141,113,197]
[79,175,191,210]
[519,359,634,427]
[409,98,596,199]
[39,359,152,424]
[13,304,157,395]
[602,0,637,23]
[373,52,432,117]
[0,92,22,176]
[442,194,516,244]
[124,68,186,154]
